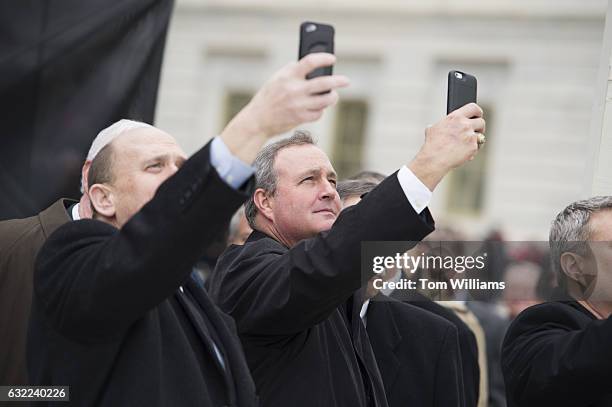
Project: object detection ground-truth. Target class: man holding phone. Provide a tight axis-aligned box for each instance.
[207,25,486,406]
[208,97,485,407]
[24,53,348,407]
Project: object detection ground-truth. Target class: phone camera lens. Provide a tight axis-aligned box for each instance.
[305,24,317,33]
[454,72,463,79]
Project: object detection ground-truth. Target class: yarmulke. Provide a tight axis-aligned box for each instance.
[86,119,155,161]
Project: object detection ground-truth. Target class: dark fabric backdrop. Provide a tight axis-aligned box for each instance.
[0,0,174,220]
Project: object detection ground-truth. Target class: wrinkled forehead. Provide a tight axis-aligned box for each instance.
[587,209,612,241]
[274,144,335,178]
[111,127,186,161]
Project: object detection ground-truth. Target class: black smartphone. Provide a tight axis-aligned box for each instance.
[298,21,335,80]
[447,70,477,114]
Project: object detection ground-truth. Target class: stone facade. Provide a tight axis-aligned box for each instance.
[156,0,606,239]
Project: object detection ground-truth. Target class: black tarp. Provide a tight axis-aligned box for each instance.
[0,0,174,220]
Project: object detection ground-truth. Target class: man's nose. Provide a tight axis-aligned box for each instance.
[320,179,336,199]
[169,163,181,175]
[164,163,181,180]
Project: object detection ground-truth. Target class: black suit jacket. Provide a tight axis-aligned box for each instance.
[392,289,480,407]
[502,300,612,407]
[208,173,435,407]
[366,295,464,407]
[28,142,258,407]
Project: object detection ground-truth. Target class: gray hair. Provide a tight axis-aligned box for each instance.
[549,196,612,290]
[337,179,379,201]
[347,170,386,183]
[245,131,315,229]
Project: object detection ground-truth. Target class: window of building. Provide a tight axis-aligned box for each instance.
[222,91,253,128]
[446,104,492,215]
[331,99,368,179]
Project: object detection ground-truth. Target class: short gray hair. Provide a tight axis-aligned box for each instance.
[337,179,379,201]
[347,170,386,183]
[245,131,315,229]
[549,196,612,290]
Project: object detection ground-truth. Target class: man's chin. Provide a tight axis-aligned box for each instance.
[315,218,336,233]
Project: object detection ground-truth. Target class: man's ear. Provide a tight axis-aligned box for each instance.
[560,252,592,289]
[81,160,92,193]
[253,188,274,222]
[89,183,116,218]
[78,161,94,219]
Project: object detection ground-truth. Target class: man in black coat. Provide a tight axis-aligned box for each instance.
[338,178,465,407]
[366,297,464,407]
[343,174,480,407]
[502,196,612,407]
[28,54,349,406]
[394,290,481,406]
[208,103,486,407]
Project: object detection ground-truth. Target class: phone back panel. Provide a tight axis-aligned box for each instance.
[299,22,335,79]
[447,71,477,114]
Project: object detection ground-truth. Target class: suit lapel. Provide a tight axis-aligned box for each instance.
[367,298,402,393]
[176,281,234,400]
[183,278,240,405]
[349,288,366,337]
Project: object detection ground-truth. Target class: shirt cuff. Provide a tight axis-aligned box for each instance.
[210,136,255,189]
[396,165,432,214]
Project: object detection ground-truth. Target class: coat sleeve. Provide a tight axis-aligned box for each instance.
[210,173,435,336]
[502,302,612,406]
[34,142,250,340]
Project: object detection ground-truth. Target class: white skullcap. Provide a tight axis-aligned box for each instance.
[86,119,155,161]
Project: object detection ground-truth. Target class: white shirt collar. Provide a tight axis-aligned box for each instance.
[72,203,81,220]
[360,298,371,327]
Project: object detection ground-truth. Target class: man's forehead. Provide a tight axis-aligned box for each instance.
[112,128,185,157]
[275,144,334,174]
[588,209,612,240]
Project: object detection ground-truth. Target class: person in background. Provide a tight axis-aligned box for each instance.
[227,206,253,246]
[503,196,612,407]
[338,178,466,407]
[208,101,486,406]
[502,261,544,320]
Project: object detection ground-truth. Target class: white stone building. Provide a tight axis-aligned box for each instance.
[155,0,607,239]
